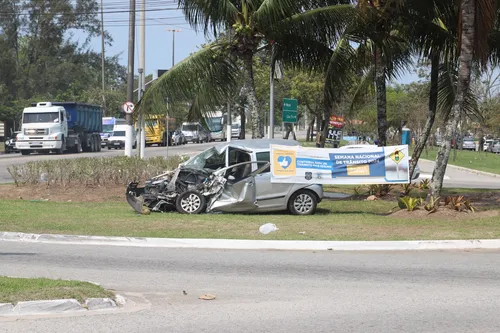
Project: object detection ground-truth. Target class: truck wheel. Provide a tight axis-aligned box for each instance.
[21,150,30,156]
[74,138,82,153]
[56,139,65,154]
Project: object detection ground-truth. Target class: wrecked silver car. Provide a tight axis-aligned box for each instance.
[126,139,323,215]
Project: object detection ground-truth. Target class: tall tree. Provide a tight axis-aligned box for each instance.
[430,0,497,197]
[139,0,354,138]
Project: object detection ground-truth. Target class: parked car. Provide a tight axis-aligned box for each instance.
[126,139,323,215]
[492,140,500,154]
[107,125,136,149]
[342,144,421,180]
[462,137,476,151]
[3,131,21,153]
[171,129,187,146]
[483,139,494,152]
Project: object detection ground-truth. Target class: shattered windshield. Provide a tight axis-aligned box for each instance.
[184,147,226,170]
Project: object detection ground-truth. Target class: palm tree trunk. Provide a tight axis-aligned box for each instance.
[430,0,475,198]
[374,47,388,146]
[410,49,439,178]
[242,52,260,139]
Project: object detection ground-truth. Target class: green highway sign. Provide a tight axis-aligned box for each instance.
[283,98,298,111]
[282,98,298,123]
[283,110,297,123]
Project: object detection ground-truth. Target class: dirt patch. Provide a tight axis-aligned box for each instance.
[390,208,500,221]
[0,184,126,202]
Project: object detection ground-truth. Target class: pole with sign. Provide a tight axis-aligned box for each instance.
[282,98,297,139]
[122,101,135,157]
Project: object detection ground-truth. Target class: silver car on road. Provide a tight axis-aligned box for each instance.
[127,139,324,215]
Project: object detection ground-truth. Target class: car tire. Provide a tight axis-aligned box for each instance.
[288,190,318,216]
[176,190,206,214]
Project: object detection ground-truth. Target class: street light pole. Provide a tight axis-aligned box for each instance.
[100,0,106,116]
[138,0,146,159]
[165,28,182,67]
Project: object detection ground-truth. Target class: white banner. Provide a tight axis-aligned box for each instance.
[270,144,410,185]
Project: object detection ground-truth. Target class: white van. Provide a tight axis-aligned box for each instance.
[106,124,136,149]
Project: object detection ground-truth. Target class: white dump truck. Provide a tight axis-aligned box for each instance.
[15,102,103,155]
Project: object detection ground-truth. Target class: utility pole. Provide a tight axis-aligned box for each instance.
[138,0,146,159]
[100,0,106,116]
[226,29,232,142]
[125,0,136,157]
[165,28,181,67]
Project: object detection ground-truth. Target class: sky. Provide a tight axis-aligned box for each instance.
[81,0,419,84]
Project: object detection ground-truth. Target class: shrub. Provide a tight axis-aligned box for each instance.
[424,196,440,214]
[7,155,185,187]
[400,183,413,196]
[398,196,422,211]
[444,195,476,212]
[368,184,393,197]
[353,186,364,196]
[418,179,430,190]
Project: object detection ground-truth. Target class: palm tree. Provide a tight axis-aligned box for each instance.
[429,0,497,197]
[138,0,355,139]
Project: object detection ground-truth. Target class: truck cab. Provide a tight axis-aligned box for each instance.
[16,102,68,155]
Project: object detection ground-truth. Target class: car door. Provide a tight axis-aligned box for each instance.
[208,161,258,213]
[253,151,293,210]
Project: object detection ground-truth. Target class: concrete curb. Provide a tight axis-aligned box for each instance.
[0,297,118,316]
[420,159,500,178]
[1,231,500,251]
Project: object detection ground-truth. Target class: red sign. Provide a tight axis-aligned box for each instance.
[329,115,344,128]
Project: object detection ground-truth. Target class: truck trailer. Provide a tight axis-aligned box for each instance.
[16,102,103,155]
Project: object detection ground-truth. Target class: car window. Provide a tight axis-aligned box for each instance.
[256,152,270,173]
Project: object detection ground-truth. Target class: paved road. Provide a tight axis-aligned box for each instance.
[1,242,499,332]
[417,159,500,189]
[0,142,218,183]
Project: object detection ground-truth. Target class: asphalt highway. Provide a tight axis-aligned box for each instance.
[1,242,499,332]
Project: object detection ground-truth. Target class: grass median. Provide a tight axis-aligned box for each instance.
[0,276,114,304]
[1,196,499,241]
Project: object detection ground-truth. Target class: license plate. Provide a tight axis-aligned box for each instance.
[30,142,43,146]
[114,142,120,145]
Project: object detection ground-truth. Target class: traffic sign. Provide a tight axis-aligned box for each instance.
[283,110,298,123]
[390,149,405,164]
[122,101,135,114]
[283,98,298,111]
[282,98,298,123]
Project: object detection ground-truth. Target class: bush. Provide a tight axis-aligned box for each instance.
[368,184,393,197]
[444,195,476,213]
[398,196,422,211]
[7,155,186,187]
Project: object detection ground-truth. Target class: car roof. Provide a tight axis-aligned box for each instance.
[214,139,300,152]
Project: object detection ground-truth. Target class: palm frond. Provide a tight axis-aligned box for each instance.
[324,38,357,105]
[349,66,375,112]
[262,4,356,47]
[137,42,238,119]
[179,0,239,35]
[437,61,479,121]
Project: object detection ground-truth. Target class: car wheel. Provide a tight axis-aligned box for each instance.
[288,190,318,215]
[176,190,206,214]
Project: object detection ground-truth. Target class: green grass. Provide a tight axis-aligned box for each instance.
[0,276,114,304]
[1,199,499,241]
[414,146,500,174]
